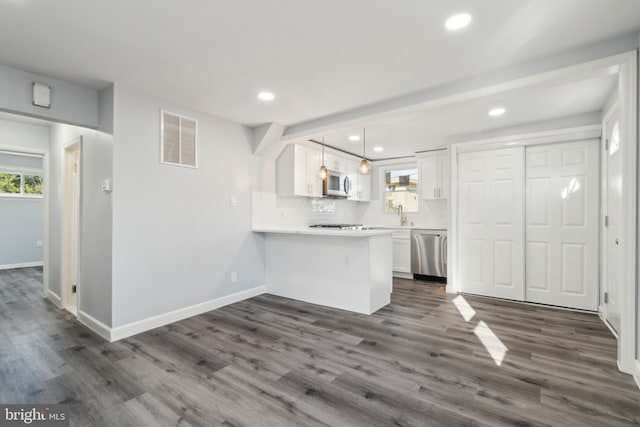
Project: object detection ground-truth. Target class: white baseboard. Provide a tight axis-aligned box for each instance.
[634,361,640,390]
[46,289,62,307]
[110,285,266,342]
[393,272,413,280]
[0,261,44,270]
[78,310,112,342]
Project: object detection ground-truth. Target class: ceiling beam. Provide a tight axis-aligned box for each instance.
[283,32,638,141]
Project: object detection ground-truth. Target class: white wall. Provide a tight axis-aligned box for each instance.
[0,119,49,268]
[0,199,43,267]
[111,86,265,327]
[0,64,99,128]
[49,123,113,326]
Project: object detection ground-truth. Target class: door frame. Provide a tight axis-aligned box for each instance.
[449,50,637,377]
[600,101,620,335]
[61,137,82,317]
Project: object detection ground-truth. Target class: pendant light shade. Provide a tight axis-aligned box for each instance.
[358,128,371,175]
[319,137,328,180]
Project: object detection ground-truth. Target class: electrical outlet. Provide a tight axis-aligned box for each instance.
[231,272,238,283]
[230,196,238,207]
[36,240,43,247]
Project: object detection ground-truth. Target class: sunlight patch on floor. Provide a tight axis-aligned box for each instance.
[452,295,476,322]
[474,320,508,366]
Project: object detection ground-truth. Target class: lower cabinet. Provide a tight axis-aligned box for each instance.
[392,230,411,275]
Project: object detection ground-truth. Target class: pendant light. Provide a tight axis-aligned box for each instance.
[319,137,328,180]
[358,128,371,175]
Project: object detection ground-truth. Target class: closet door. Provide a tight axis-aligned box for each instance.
[458,147,525,300]
[525,140,599,310]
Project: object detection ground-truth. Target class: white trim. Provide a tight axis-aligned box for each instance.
[634,361,640,390]
[0,261,43,270]
[110,285,266,342]
[453,125,602,153]
[78,310,111,342]
[393,272,413,280]
[46,289,61,307]
[616,50,637,374]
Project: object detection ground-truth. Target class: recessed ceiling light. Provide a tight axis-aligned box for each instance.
[348,135,361,141]
[488,107,506,117]
[257,91,275,101]
[373,146,384,152]
[445,13,472,31]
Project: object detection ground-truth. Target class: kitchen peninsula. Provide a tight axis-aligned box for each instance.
[252,226,393,314]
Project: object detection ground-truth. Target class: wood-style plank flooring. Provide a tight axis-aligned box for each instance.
[1,267,639,426]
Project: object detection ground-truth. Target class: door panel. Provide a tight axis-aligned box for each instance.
[458,147,524,300]
[525,140,599,310]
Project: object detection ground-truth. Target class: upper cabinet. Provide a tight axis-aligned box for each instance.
[324,152,347,173]
[276,143,370,201]
[346,159,371,202]
[419,150,449,200]
[276,144,323,197]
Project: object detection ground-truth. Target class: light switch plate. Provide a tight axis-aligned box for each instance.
[101,179,112,192]
[32,82,51,108]
[230,196,238,207]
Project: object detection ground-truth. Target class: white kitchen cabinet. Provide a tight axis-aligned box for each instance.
[347,159,359,201]
[392,229,411,274]
[324,152,347,173]
[276,144,323,197]
[419,151,449,200]
[358,173,371,201]
[346,159,371,202]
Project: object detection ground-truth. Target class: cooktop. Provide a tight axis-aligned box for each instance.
[309,224,366,230]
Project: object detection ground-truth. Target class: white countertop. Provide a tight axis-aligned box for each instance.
[252,226,393,237]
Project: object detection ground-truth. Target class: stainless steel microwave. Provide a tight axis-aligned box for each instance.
[323,170,350,197]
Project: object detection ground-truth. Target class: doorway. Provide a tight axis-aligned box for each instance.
[602,105,622,333]
[61,138,81,316]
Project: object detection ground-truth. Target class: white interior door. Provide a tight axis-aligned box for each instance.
[458,147,524,300]
[603,109,622,331]
[525,140,599,311]
[62,140,80,315]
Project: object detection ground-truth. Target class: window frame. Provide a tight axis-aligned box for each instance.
[381,162,420,215]
[0,167,44,199]
[160,109,199,169]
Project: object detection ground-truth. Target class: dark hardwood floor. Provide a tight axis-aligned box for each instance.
[1,267,639,426]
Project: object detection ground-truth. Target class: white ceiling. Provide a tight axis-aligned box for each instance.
[308,74,618,159]
[0,0,638,132]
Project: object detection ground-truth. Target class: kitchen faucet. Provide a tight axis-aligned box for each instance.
[397,204,407,226]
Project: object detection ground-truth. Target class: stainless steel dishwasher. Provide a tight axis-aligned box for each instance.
[411,229,447,281]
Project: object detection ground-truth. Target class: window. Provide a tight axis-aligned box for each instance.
[161,110,198,168]
[384,166,419,213]
[0,171,44,197]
